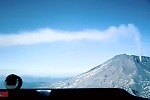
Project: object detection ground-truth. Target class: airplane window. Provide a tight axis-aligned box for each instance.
[0,0,150,99]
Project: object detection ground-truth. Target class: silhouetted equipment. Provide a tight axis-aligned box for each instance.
[5,74,22,89]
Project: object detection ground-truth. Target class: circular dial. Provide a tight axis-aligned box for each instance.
[5,74,22,89]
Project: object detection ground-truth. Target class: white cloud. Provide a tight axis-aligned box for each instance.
[0,24,140,46]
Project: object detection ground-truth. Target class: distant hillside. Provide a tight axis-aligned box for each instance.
[50,54,150,99]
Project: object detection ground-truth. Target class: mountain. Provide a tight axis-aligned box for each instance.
[50,54,150,99]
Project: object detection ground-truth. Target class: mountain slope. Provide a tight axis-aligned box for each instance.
[50,54,150,99]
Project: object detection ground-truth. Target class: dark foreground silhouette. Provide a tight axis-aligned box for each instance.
[0,88,148,100]
[1,74,148,100]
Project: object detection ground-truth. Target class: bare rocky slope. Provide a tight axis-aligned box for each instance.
[49,54,150,99]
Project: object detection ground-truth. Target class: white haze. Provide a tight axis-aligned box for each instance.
[0,24,142,59]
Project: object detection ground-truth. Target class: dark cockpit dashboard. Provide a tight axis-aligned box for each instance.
[0,74,147,100]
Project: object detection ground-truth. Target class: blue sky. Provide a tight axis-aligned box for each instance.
[0,0,150,77]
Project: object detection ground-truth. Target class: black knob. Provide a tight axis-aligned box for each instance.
[5,74,22,89]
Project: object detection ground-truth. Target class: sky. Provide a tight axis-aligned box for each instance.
[0,0,150,77]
